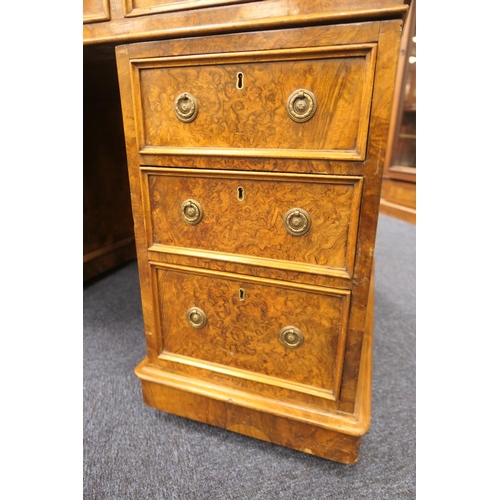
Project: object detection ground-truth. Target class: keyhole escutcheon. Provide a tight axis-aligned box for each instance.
[239,288,245,301]
[236,72,244,90]
[237,186,244,201]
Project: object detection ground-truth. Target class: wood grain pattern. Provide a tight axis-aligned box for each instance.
[154,264,350,399]
[134,45,375,159]
[144,168,362,277]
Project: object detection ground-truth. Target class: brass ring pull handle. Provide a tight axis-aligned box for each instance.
[181,199,203,225]
[174,92,198,123]
[279,326,304,349]
[286,89,317,123]
[284,208,311,236]
[186,307,207,328]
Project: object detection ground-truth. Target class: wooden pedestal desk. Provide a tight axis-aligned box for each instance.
[84,0,407,464]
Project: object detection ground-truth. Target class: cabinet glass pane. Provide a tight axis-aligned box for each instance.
[389,2,416,174]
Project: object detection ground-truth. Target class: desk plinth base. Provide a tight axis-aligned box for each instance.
[135,280,373,465]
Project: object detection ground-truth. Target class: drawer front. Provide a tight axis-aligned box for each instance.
[144,169,363,278]
[154,264,350,400]
[132,44,376,160]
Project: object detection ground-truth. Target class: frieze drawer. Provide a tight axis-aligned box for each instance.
[131,44,377,160]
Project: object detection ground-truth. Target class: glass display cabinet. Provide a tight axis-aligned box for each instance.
[380,0,416,224]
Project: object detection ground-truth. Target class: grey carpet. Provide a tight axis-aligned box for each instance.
[83,214,416,499]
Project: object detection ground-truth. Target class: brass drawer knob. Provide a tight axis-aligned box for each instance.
[181,199,203,225]
[279,326,304,349]
[286,89,317,123]
[186,307,207,328]
[284,208,311,236]
[174,92,198,123]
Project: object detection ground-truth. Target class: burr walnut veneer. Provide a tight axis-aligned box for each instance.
[85,0,407,464]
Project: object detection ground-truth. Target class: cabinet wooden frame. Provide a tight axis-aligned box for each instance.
[116,16,403,463]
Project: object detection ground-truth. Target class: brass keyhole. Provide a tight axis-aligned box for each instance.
[236,72,244,90]
[239,288,245,301]
[237,186,244,201]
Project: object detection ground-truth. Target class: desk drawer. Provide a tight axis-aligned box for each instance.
[144,168,363,278]
[154,264,350,400]
[132,44,376,160]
